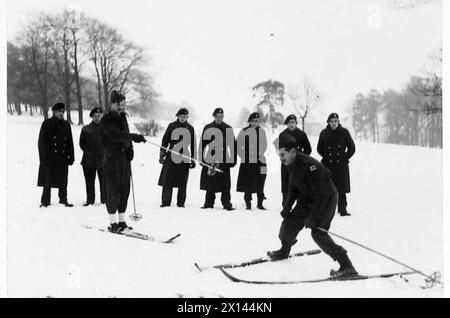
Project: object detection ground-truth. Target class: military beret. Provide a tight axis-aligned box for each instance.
[327,113,339,122]
[89,107,103,117]
[212,107,224,116]
[284,114,297,125]
[176,108,189,116]
[276,133,297,150]
[110,90,125,104]
[248,112,260,122]
[51,102,65,111]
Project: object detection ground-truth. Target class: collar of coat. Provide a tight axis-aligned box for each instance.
[175,119,189,127]
[326,124,344,134]
[49,116,67,126]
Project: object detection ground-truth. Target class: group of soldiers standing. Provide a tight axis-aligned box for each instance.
[37,89,358,277]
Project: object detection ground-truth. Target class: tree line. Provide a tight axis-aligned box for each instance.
[351,50,442,148]
[238,78,322,133]
[7,9,157,124]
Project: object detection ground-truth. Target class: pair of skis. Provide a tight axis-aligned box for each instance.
[196,249,416,284]
[82,224,181,244]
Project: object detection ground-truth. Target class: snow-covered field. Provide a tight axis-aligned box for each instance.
[6,114,443,297]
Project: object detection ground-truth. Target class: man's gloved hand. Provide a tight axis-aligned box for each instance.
[159,157,165,164]
[304,217,317,229]
[189,162,196,169]
[131,134,146,143]
[280,208,291,219]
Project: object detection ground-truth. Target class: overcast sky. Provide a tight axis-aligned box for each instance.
[7,0,442,124]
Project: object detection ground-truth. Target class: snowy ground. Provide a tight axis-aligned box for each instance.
[6,114,443,297]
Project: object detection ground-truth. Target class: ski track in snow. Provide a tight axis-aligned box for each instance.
[6,114,443,297]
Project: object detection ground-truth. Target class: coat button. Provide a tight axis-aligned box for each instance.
[329,153,331,156]
[337,160,340,163]
[54,143,57,146]
[337,153,340,156]
[54,150,57,153]
[53,136,56,139]
[329,160,332,163]
[338,145,341,148]
[328,146,331,149]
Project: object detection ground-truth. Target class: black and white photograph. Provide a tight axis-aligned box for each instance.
[0,0,448,300]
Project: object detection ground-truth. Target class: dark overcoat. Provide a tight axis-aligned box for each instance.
[158,120,196,188]
[317,125,355,193]
[99,112,133,213]
[236,125,267,193]
[80,121,105,169]
[199,121,236,193]
[37,117,74,188]
[279,127,312,194]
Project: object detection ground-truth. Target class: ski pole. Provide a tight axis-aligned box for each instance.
[317,226,443,285]
[145,139,224,173]
[129,166,142,222]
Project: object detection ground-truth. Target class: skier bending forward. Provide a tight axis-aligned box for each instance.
[268,133,357,278]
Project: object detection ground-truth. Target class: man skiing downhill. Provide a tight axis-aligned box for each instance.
[100,90,146,233]
[268,133,357,278]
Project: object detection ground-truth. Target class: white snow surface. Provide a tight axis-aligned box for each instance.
[7,114,443,297]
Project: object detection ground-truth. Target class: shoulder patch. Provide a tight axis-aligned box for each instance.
[309,165,317,172]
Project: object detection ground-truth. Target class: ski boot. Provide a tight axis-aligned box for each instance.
[108,223,119,233]
[83,203,93,207]
[201,205,213,209]
[330,253,358,278]
[160,204,170,208]
[245,201,252,210]
[117,222,131,232]
[40,204,49,208]
[267,244,292,260]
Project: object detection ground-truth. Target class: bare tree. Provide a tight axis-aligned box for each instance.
[21,14,54,119]
[287,78,321,131]
[67,9,88,125]
[50,12,74,124]
[85,18,145,111]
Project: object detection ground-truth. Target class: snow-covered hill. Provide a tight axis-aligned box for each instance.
[6,115,443,297]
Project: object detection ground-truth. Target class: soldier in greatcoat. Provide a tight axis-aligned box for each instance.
[199,108,236,211]
[158,108,196,208]
[277,114,312,206]
[37,102,75,208]
[317,113,355,216]
[236,112,267,210]
[79,107,106,206]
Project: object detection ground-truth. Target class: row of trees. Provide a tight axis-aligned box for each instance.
[241,78,321,132]
[351,71,442,148]
[7,9,157,124]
